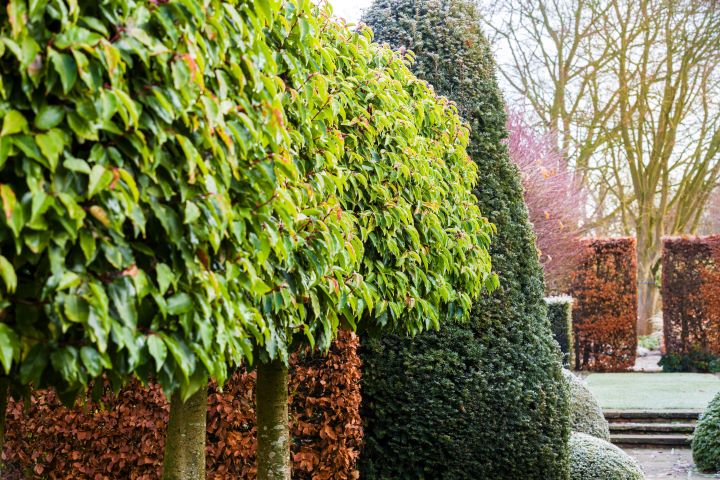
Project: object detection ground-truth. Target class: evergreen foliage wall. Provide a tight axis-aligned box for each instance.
[359,0,571,478]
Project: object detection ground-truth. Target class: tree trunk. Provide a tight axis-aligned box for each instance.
[0,377,8,473]
[256,359,290,480]
[162,385,207,480]
[637,253,661,336]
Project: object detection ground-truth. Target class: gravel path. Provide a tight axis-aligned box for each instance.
[625,448,719,479]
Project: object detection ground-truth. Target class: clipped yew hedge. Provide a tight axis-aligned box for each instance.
[662,235,720,371]
[2,332,361,480]
[359,0,570,478]
[548,296,574,367]
[570,238,637,371]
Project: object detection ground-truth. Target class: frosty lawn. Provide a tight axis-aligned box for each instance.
[586,373,720,411]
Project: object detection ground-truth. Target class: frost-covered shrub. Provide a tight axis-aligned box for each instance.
[693,392,720,473]
[563,370,610,441]
[570,433,644,480]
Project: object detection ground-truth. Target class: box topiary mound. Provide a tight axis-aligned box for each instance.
[570,433,644,480]
[693,392,720,473]
[359,0,570,478]
[563,369,611,441]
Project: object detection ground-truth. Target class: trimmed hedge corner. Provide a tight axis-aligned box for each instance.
[562,369,610,441]
[570,238,638,371]
[2,332,361,479]
[548,297,575,366]
[662,235,720,372]
[359,0,571,478]
[692,392,720,473]
[570,432,645,480]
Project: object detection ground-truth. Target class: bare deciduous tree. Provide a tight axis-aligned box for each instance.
[488,0,720,334]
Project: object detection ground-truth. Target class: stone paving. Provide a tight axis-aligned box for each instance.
[626,448,718,479]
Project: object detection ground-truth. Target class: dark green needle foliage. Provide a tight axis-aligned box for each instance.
[359,0,570,478]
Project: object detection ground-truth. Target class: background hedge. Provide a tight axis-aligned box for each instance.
[570,238,638,371]
[662,235,720,372]
[1,332,361,479]
[359,0,570,478]
[547,296,575,367]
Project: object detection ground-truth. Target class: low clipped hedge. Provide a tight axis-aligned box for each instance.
[570,433,644,480]
[548,297,575,366]
[693,392,720,473]
[563,370,610,441]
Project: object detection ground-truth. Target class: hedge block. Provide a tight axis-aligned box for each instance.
[570,238,638,371]
[2,332,362,479]
[547,296,575,367]
[662,235,720,370]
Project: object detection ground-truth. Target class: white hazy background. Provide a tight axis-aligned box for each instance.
[328,0,372,22]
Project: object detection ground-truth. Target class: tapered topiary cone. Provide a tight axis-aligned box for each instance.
[359,1,570,479]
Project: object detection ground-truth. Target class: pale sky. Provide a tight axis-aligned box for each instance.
[328,0,372,23]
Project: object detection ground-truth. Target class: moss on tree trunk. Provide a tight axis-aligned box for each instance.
[256,359,290,480]
[162,385,207,480]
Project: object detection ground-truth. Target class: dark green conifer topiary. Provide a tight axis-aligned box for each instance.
[359,0,571,478]
[693,392,720,473]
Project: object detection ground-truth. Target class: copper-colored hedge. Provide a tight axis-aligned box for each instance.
[570,238,638,371]
[2,331,361,480]
[662,235,720,358]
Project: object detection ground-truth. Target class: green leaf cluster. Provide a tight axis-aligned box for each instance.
[0,0,493,401]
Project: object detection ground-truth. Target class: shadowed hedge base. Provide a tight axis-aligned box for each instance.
[359,1,570,478]
[1,332,361,479]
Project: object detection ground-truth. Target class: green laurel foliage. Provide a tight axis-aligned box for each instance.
[0,0,493,401]
[360,0,570,478]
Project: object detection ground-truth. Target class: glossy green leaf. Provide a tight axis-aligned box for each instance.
[147,335,167,372]
[34,105,65,130]
[0,323,18,374]
[1,110,27,137]
[0,255,16,293]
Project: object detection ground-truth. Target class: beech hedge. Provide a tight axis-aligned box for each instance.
[662,235,720,371]
[2,331,361,479]
[570,238,637,371]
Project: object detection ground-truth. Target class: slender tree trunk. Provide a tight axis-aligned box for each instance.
[256,359,290,480]
[162,385,207,480]
[637,251,661,336]
[0,377,8,473]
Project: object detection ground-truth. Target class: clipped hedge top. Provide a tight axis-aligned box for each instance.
[546,295,574,305]
[0,0,494,400]
[570,432,644,480]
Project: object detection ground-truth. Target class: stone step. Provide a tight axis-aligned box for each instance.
[609,422,696,434]
[610,433,692,447]
[604,409,701,423]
